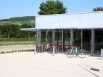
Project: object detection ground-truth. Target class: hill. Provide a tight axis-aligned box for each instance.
[0,16,35,26]
[0,16,35,38]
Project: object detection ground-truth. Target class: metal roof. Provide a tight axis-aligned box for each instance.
[35,11,103,29]
[21,28,37,31]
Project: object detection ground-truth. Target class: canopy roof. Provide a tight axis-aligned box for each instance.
[35,11,103,29]
[21,28,37,31]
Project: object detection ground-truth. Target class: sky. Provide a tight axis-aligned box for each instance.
[0,0,103,19]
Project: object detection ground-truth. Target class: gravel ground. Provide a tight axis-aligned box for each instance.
[0,52,103,77]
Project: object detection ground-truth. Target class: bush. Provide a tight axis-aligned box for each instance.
[0,38,36,41]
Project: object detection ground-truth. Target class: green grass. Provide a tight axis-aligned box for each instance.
[0,38,36,41]
[0,41,36,46]
[0,38,36,46]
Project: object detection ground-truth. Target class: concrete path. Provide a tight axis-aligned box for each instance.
[0,52,103,77]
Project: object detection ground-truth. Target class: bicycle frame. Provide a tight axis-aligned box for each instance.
[67,46,86,58]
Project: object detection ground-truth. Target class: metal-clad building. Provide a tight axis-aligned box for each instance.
[36,11,103,29]
[35,12,103,55]
[21,11,103,55]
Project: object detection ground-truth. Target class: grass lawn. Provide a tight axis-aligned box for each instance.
[0,41,36,46]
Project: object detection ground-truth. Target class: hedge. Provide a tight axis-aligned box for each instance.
[0,38,36,41]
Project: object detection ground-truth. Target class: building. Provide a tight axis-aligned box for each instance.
[21,11,103,55]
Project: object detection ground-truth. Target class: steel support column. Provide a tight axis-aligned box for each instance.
[52,30,55,55]
[81,30,83,49]
[38,30,41,52]
[46,30,48,51]
[62,29,64,53]
[36,30,39,52]
[70,29,74,46]
[91,29,95,55]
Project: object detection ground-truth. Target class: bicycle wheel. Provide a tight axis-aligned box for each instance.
[78,49,86,58]
[67,49,75,58]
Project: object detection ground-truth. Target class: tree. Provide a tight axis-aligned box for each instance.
[0,26,2,37]
[10,24,21,38]
[1,24,12,38]
[1,24,20,38]
[93,7,103,11]
[38,0,67,15]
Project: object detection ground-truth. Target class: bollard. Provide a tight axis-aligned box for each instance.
[101,49,103,59]
[16,45,19,53]
[34,46,36,54]
[76,47,78,53]
[52,46,55,56]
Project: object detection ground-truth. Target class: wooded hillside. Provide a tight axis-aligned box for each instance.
[0,16,35,38]
[0,16,35,26]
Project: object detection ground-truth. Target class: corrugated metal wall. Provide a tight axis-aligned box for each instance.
[36,12,103,29]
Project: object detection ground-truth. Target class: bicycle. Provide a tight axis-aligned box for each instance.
[67,46,86,58]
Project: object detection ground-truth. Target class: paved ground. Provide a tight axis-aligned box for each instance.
[0,52,103,77]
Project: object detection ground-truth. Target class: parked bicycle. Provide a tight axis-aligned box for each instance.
[67,46,86,58]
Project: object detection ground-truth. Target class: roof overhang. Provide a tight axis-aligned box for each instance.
[20,28,37,31]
